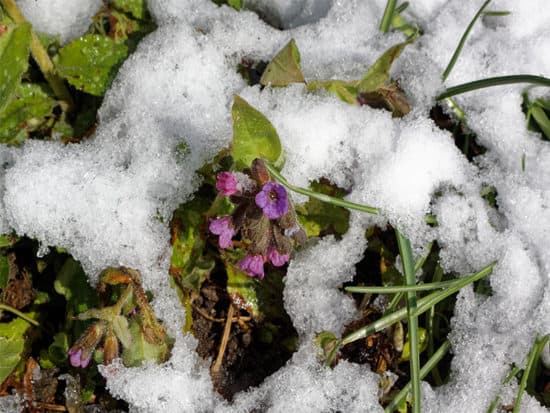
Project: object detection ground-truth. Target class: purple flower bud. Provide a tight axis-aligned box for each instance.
[238,254,265,279]
[209,216,236,249]
[68,348,91,368]
[216,172,239,195]
[255,182,289,220]
[268,247,290,267]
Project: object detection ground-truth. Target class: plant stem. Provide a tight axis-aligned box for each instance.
[396,229,421,413]
[341,262,494,345]
[265,162,380,215]
[0,0,74,111]
[513,334,550,413]
[379,0,398,33]
[442,0,491,82]
[436,75,550,100]
[211,304,235,376]
[0,303,39,326]
[385,340,451,413]
[345,277,462,294]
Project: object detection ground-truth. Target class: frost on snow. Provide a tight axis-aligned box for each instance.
[1,0,550,411]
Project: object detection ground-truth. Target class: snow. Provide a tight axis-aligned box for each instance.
[1,0,550,411]
[16,0,102,43]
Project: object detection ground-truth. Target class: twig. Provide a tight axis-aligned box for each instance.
[211,304,235,375]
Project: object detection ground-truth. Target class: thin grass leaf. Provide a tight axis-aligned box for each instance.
[396,229,421,413]
[442,0,492,81]
[486,366,522,413]
[436,75,550,100]
[513,334,550,413]
[379,0,398,33]
[345,277,461,294]
[385,340,451,413]
[482,11,511,16]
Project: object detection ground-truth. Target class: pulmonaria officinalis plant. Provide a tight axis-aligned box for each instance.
[209,158,306,279]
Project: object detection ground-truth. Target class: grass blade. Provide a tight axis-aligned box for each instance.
[379,0,398,33]
[345,277,461,294]
[442,0,492,81]
[436,75,550,100]
[395,229,421,413]
[385,340,451,413]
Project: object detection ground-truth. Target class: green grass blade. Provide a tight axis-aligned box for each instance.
[341,262,495,345]
[530,105,550,140]
[487,366,522,413]
[436,75,550,100]
[345,277,461,294]
[0,303,39,326]
[442,0,492,82]
[396,229,421,413]
[513,334,550,413]
[385,340,451,413]
[379,0,398,33]
[483,11,510,16]
[265,162,380,215]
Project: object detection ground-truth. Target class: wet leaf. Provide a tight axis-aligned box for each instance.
[295,180,350,237]
[226,261,259,317]
[398,327,428,362]
[0,22,31,112]
[232,95,284,170]
[54,257,98,314]
[122,318,169,367]
[357,41,409,93]
[55,34,128,96]
[0,316,33,385]
[0,256,8,290]
[260,39,305,87]
[307,80,358,105]
[0,83,58,144]
[111,0,148,19]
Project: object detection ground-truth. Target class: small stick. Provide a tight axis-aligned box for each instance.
[211,304,235,375]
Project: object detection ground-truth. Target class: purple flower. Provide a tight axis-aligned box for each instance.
[68,348,91,368]
[209,216,236,249]
[268,247,290,267]
[255,182,289,219]
[216,172,239,195]
[238,254,265,279]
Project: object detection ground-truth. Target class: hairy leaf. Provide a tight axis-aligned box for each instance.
[226,262,259,317]
[55,35,128,96]
[0,83,58,144]
[232,95,284,170]
[122,318,168,367]
[0,22,32,112]
[0,316,32,385]
[260,39,305,87]
[357,41,409,93]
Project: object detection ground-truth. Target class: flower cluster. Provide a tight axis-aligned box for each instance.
[209,159,306,279]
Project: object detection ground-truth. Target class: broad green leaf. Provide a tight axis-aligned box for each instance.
[0,255,8,290]
[226,262,259,317]
[231,95,284,170]
[0,22,32,112]
[295,181,350,238]
[307,80,359,105]
[530,105,550,141]
[112,315,132,348]
[0,234,16,248]
[260,39,305,87]
[357,41,409,93]
[227,0,243,10]
[0,316,32,385]
[55,35,128,96]
[0,83,58,144]
[47,332,69,365]
[54,257,98,314]
[111,0,148,19]
[122,318,169,367]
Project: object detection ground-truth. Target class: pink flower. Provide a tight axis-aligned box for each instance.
[216,172,239,196]
[68,348,91,368]
[255,182,289,219]
[238,254,265,279]
[268,246,290,267]
[209,216,236,249]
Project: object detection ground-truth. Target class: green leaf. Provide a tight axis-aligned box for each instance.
[47,332,69,365]
[0,255,8,290]
[307,80,359,105]
[54,257,98,314]
[0,234,16,248]
[357,41,409,93]
[0,22,32,112]
[55,34,128,96]
[295,180,350,237]
[226,261,260,318]
[399,327,428,362]
[111,0,148,19]
[0,316,32,385]
[0,83,58,144]
[260,39,305,87]
[122,318,168,367]
[113,315,132,348]
[231,95,284,170]
[227,0,243,10]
